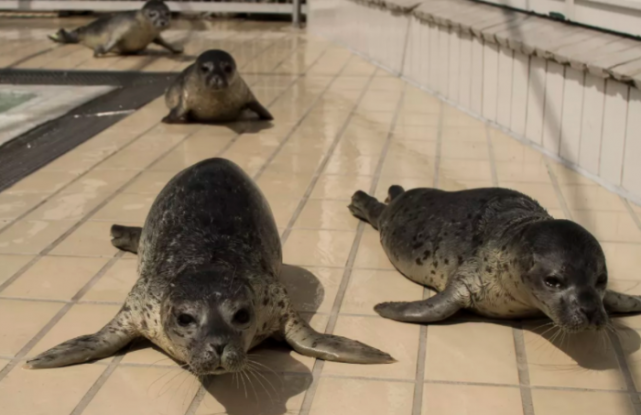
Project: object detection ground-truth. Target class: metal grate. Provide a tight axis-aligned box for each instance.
[0,69,176,192]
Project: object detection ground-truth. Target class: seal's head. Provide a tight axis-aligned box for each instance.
[161,264,257,375]
[517,220,608,332]
[196,50,238,90]
[142,0,171,29]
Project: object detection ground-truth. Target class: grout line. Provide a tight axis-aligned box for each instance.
[184,380,209,415]
[299,75,406,415]
[544,158,573,220]
[486,124,498,187]
[0,250,124,383]
[69,354,126,415]
[412,95,444,415]
[608,330,641,415]
[512,326,535,415]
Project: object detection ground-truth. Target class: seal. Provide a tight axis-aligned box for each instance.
[25,158,394,372]
[348,185,641,332]
[161,49,273,124]
[47,0,182,57]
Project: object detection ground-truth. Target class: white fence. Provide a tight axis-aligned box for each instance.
[483,0,641,38]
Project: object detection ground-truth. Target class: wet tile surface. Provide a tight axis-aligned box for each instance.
[0,17,640,415]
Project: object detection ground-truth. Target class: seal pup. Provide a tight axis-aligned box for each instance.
[48,0,182,57]
[25,158,393,372]
[348,185,641,332]
[161,50,273,124]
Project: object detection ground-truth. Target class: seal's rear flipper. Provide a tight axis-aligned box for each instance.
[604,290,641,313]
[374,283,467,323]
[348,190,385,230]
[110,224,142,254]
[283,315,395,364]
[47,29,79,44]
[24,306,138,369]
[385,185,405,204]
[246,101,274,121]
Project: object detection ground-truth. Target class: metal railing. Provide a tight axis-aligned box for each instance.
[0,0,306,25]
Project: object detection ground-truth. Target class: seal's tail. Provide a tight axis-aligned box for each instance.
[348,190,385,230]
[48,29,80,44]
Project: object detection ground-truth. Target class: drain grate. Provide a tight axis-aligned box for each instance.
[0,69,177,192]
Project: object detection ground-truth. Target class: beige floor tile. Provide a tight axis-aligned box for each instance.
[387,139,438,158]
[24,191,110,222]
[310,377,413,415]
[121,341,182,367]
[196,371,309,415]
[267,198,301,228]
[3,171,76,195]
[440,126,487,142]
[0,193,48,220]
[81,366,200,415]
[122,170,174,195]
[281,265,342,313]
[60,169,139,196]
[324,315,419,379]
[2,256,108,301]
[439,159,492,181]
[354,229,394,269]
[375,176,431,199]
[440,140,491,160]
[310,175,373,201]
[425,322,519,385]
[382,153,436,178]
[0,299,63,356]
[267,150,326,175]
[423,383,524,415]
[393,125,439,141]
[324,153,379,176]
[258,171,313,200]
[82,258,138,303]
[48,221,122,257]
[500,182,560,210]
[28,303,122,359]
[0,254,34,285]
[531,389,634,415]
[283,229,355,267]
[523,324,625,390]
[562,185,629,212]
[91,193,155,223]
[601,242,641,281]
[572,210,641,243]
[0,363,105,415]
[0,220,73,255]
[295,199,359,230]
[495,160,552,183]
[438,177,494,192]
[341,269,422,315]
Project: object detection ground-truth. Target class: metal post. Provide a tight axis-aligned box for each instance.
[292,0,302,27]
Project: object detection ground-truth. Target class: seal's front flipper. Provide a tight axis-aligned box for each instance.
[162,105,190,124]
[246,101,274,121]
[110,224,142,254]
[153,36,183,54]
[94,36,119,57]
[348,190,385,230]
[604,290,641,313]
[374,284,466,323]
[24,307,138,369]
[48,29,79,44]
[283,315,395,364]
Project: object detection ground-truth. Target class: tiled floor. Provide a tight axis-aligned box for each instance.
[1,17,641,415]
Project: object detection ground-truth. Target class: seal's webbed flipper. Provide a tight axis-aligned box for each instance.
[246,101,274,121]
[348,190,385,230]
[283,315,395,364]
[604,290,641,313]
[162,105,190,124]
[48,29,79,44]
[24,306,138,369]
[374,283,467,323]
[153,36,183,54]
[110,224,142,254]
[385,185,405,204]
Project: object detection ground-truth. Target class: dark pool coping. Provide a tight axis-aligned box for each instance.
[0,69,177,192]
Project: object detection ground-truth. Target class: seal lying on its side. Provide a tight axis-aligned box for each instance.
[161,49,273,124]
[348,186,641,331]
[25,158,393,372]
[48,0,182,57]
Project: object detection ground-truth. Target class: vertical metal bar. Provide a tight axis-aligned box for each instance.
[292,0,302,27]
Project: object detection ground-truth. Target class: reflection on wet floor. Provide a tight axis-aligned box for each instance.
[0,17,640,415]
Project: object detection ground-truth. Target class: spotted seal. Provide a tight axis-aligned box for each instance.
[48,0,182,57]
[25,158,393,372]
[348,185,641,331]
[161,49,273,124]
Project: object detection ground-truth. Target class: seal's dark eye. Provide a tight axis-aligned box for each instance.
[201,65,210,73]
[596,274,607,287]
[223,65,233,74]
[233,309,250,325]
[149,11,158,18]
[544,276,563,289]
[177,313,195,327]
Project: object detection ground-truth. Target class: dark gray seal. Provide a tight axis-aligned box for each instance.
[25,158,393,372]
[48,0,182,57]
[348,185,641,332]
[161,50,273,124]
